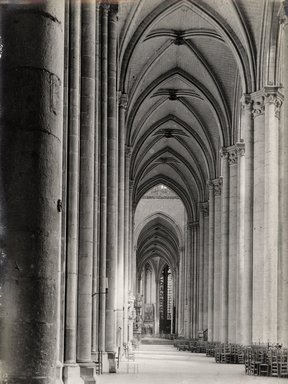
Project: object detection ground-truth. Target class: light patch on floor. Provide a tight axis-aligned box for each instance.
[97,344,285,384]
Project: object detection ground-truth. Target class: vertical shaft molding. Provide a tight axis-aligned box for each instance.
[77,0,96,363]
[105,4,118,353]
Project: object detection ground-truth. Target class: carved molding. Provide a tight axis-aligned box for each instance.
[212,178,222,196]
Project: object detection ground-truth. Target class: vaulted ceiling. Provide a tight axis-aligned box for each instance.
[119,0,272,221]
[136,213,181,276]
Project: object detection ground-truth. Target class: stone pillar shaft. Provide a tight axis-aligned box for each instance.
[77,0,96,363]
[236,142,245,344]
[263,88,281,343]
[64,0,81,365]
[203,206,209,331]
[123,147,131,343]
[207,182,215,341]
[220,150,229,343]
[105,4,118,353]
[0,2,64,382]
[117,94,128,349]
[92,3,101,356]
[242,95,253,346]
[251,93,265,343]
[198,206,205,331]
[227,147,238,343]
[213,179,222,342]
[186,223,192,337]
[193,223,199,338]
[99,4,109,352]
[278,4,288,347]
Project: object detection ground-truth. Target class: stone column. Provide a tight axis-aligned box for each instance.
[207,181,215,341]
[192,222,199,338]
[0,2,64,383]
[155,277,160,334]
[186,222,192,337]
[105,4,118,362]
[202,204,209,331]
[220,149,229,343]
[251,92,265,343]
[240,95,253,346]
[63,1,83,382]
[263,87,282,343]
[236,141,245,344]
[128,184,135,291]
[77,1,96,381]
[212,178,222,342]
[117,93,128,350]
[198,204,205,332]
[60,3,69,379]
[278,2,288,347]
[92,2,101,358]
[227,146,238,344]
[178,247,185,335]
[98,3,109,353]
[123,146,132,344]
[236,142,245,344]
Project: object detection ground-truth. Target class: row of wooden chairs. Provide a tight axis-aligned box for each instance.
[215,344,245,364]
[174,339,219,355]
[245,347,288,377]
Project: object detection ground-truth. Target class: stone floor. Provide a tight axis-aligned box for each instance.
[97,343,286,384]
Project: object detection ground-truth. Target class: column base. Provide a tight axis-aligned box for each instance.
[79,363,97,384]
[63,364,85,384]
[108,352,117,373]
[101,352,110,373]
[56,361,64,384]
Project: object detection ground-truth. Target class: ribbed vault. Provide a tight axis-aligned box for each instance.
[136,213,181,275]
[120,0,261,221]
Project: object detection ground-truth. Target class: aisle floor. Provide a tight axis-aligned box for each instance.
[97,344,286,384]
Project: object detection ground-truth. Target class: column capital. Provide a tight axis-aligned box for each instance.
[220,147,228,160]
[129,179,134,190]
[199,201,209,217]
[109,3,119,20]
[187,221,199,229]
[212,177,222,196]
[227,145,238,166]
[278,1,288,26]
[207,180,214,192]
[251,90,265,119]
[240,94,252,111]
[236,141,245,157]
[251,87,283,119]
[125,145,132,159]
[100,3,110,13]
[119,93,128,110]
[263,86,283,119]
